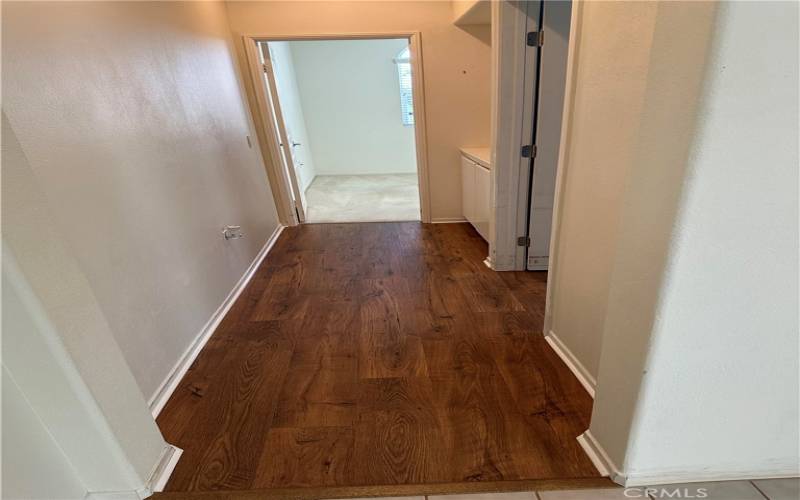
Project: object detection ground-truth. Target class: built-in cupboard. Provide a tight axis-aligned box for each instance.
[460,148,491,241]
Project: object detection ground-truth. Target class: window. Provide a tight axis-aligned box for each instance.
[394,46,414,126]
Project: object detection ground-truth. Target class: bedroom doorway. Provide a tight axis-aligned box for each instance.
[246,34,430,224]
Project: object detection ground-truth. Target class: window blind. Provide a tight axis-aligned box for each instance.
[395,47,414,126]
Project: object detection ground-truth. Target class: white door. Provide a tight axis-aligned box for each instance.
[285,132,306,188]
[525,0,571,270]
[259,45,307,222]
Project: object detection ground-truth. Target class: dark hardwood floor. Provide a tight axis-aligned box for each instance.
[157,222,598,492]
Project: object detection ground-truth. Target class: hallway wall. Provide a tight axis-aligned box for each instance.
[545,0,656,383]
[2,114,168,496]
[2,1,282,402]
[289,39,417,176]
[3,365,87,499]
[591,0,799,483]
[548,0,798,484]
[225,0,492,221]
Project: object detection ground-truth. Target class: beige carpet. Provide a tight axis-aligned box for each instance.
[304,174,420,223]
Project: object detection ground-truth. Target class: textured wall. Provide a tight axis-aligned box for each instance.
[2,1,281,400]
[547,1,657,381]
[600,0,799,482]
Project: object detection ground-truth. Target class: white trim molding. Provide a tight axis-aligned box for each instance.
[146,444,183,494]
[577,431,800,487]
[84,443,182,500]
[622,467,800,488]
[577,431,624,482]
[545,330,596,398]
[489,0,532,271]
[85,491,142,500]
[431,217,468,224]
[148,225,285,417]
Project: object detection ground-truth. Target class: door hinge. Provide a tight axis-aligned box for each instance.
[517,236,531,247]
[527,31,544,47]
[262,63,269,73]
[521,144,537,158]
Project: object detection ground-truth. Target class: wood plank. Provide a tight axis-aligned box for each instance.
[485,334,597,477]
[358,278,429,379]
[352,377,447,485]
[164,331,293,491]
[457,273,526,313]
[272,335,358,428]
[422,335,555,480]
[254,427,354,488]
[500,271,549,318]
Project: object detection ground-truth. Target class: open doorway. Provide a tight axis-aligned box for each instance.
[254,36,428,224]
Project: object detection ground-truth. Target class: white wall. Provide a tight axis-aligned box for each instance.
[2,114,169,495]
[551,0,800,485]
[290,38,416,176]
[3,365,87,500]
[545,0,658,382]
[2,1,282,401]
[268,41,318,191]
[225,1,492,221]
[594,0,799,484]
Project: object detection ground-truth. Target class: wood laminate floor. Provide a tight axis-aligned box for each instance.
[157,222,598,492]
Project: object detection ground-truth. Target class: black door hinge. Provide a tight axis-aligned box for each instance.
[517,236,531,247]
[527,31,544,47]
[521,144,537,158]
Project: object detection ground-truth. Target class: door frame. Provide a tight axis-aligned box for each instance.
[490,0,577,275]
[242,32,432,225]
[489,0,540,270]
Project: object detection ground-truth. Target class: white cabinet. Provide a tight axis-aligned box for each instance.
[461,153,491,241]
[461,155,476,224]
[474,164,490,240]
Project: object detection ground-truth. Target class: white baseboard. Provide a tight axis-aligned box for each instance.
[85,491,140,500]
[622,465,800,487]
[145,444,183,494]
[305,218,421,224]
[431,217,468,224]
[577,432,800,487]
[85,444,183,500]
[577,431,623,482]
[147,225,285,417]
[490,252,517,271]
[545,330,597,398]
[302,173,316,194]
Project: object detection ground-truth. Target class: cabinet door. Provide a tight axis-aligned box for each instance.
[461,156,476,223]
[474,164,491,240]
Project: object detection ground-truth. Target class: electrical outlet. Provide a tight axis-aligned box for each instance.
[222,225,244,240]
